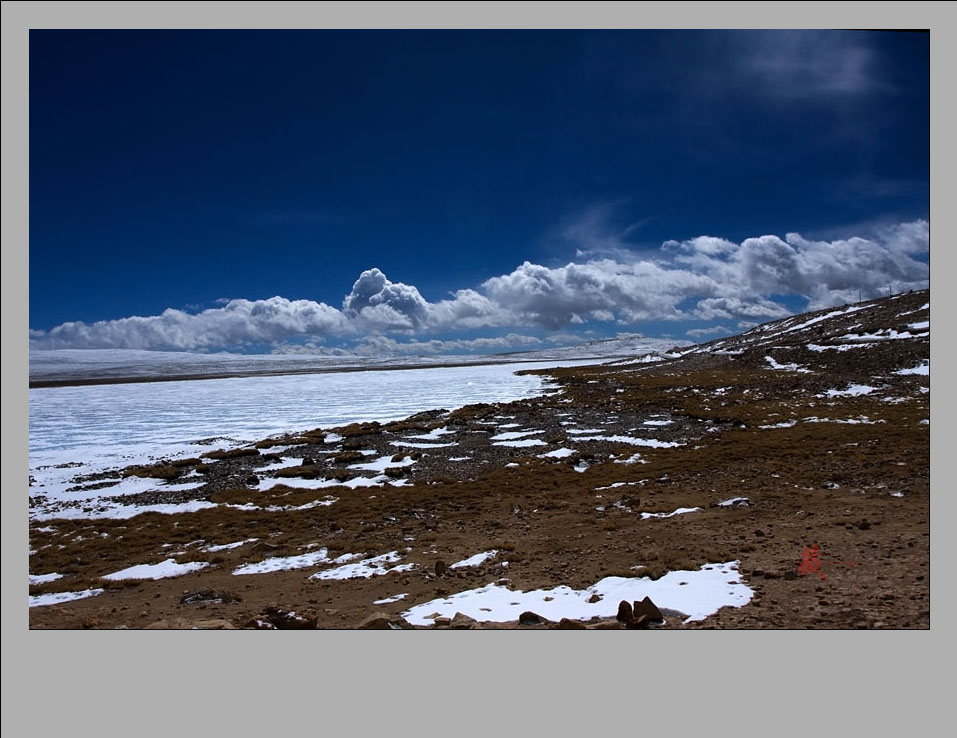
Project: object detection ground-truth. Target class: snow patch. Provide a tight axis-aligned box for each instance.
[203,538,259,552]
[450,550,499,569]
[310,551,415,580]
[820,384,878,398]
[29,572,64,586]
[489,430,545,441]
[765,356,812,373]
[640,507,703,520]
[374,593,408,604]
[104,558,209,581]
[30,588,104,608]
[233,548,347,575]
[716,497,749,507]
[390,440,457,449]
[349,454,416,472]
[538,448,575,459]
[895,362,929,376]
[402,561,752,625]
[405,427,455,441]
[570,435,681,448]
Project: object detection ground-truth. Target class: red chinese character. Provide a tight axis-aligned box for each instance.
[798,544,825,580]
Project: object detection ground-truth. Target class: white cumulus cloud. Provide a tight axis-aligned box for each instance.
[30,219,928,352]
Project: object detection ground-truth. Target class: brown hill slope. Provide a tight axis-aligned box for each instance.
[29,290,929,629]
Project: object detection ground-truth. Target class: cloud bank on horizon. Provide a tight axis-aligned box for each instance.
[30,219,929,354]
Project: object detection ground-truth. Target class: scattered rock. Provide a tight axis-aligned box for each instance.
[625,614,650,630]
[302,457,315,466]
[587,619,623,630]
[633,596,663,623]
[260,606,317,629]
[245,475,260,486]
[557,618,587,630]
[450,612,478,629]
[181,589,242,605]
[357,612,393,630]
[616,600,634,622]
[519,611,543,625]
[588,593,602,604]
[191,619,236,630]
[246,618,278,630]
[433,616,451,627]
[434,560,448,577]
[251,541,280,553]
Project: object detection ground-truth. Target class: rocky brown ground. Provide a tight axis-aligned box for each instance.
[28,290,930,629]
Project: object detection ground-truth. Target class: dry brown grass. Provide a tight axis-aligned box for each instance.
[202,448,261,460]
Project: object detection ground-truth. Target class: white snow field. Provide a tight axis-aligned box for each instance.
[402,561,753,625]
[29,360,600,520]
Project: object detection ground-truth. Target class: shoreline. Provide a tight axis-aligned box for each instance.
[28,354,623,389]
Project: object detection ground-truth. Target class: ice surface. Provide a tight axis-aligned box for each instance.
[103,558,209,580]
[29,588,104,608]
[450,550,499,569]
[402,561,752,625]
[30,361,594,519]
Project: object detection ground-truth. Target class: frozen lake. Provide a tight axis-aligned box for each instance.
[28,360,600,509]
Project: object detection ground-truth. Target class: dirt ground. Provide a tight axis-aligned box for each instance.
[28,291,930,630]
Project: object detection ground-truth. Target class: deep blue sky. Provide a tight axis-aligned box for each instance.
[29,30,929,353]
